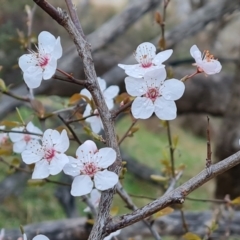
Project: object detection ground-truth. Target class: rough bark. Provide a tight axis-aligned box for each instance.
[214,57,240,198]
[4,211,240,240]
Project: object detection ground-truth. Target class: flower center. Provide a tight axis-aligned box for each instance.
[145,87,160,102]
[203,50,215,62]
[38,54,50,68]
[44,148,56,162]
[23,134,31,142]
[82,162,99,177]
[140,54,153,68]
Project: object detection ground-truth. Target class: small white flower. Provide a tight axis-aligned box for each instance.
[21,129,69,179]
[80,77,119,110]
[9,122,43,153]
[118,42,173,78]
[84,188,101,212]
[125,68,185,120]
[104,230,121,240]
[63,140,118,196]
[23,234,49,240]
[83,106,103,134]
[190,45,222,75]
[18,31,62,89]
[0,126,9,147]
[81,77,119,133]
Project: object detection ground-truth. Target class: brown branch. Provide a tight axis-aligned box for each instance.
[106,150,240,233]
[206,116,212,175]
[116,183,162,240]
[58,114,82,145]
[111,101,133,119]
[118,118,137,146]
[1,89,30,102]
[52,74,87,86]
[0,129,42,137]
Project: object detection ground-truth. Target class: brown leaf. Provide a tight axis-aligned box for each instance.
[30,99,45,118]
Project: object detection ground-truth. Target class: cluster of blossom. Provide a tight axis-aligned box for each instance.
[12,31,222,215]
[118,42,222,120]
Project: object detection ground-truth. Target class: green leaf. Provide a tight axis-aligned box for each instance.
[0,78,6,91]
[150,174,168,182]
[27,179,46,187]
[231,196,240,205]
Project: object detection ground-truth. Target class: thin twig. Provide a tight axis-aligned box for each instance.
[64,0,85,37]
[0,157,31,173]
[116,183,162,240]
[206,116,212,175]
[186,196,228,204]
[1,89,30,102]
[118,119,138,145]
[166,121,175,178]
[53,73,87,86]
[58,114,82,145]
[0,129,42,137]
[67,113,96,124]
[180,209,189,233]
[111,100,133,119]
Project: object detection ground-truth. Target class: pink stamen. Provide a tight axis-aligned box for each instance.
[145,88,160,102]
[38,55,50,68]
[45,148,56,162]
[82,162,99,177]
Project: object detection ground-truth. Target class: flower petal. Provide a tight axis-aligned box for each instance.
[23,66,43,89]
[95,147,116,168]
[9,127,25,142]
[200,60,222,75]
[71,175,93,196]
[190,45,201,59]
[152,49,173,65]
[54,129,69,153]
[21,141,44,164]
[18,54,38,72]
[42,58,57,80]
[76,140,97,161]
[154,98,177,120]
[98,77,107,92]
[26,122,43,135]
[161,79,185,101]
[49,153,69,175]
[13,140,27,153]
[80,88,92,100]
[38,31,56,53]
[87,116,103,133]
[33,235,50,240]
[143,68,167,87]
[32,159,50,179]
[135,42,156,63]
[52,36,62,59]
[131,97,154,119]
[104,85,119,100]
[125,77,146,97]
[94,170,118,191]
[63,156,82,177]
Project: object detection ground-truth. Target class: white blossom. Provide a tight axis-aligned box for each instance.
[23,234,49,240]
[84,188,101,212]
[190,45,222,75]
[81,77,119,110]
[21,129,69,179]
[9,122,42,153]
[83,105,103,134]
[118,42,173,78]
[63,140,118,196]
[81,77,119,133]
[18,31,62,89]
[125,68,185,120]
[104,230,121,240]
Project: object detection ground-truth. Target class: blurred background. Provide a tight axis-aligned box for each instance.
[1,0,240,239]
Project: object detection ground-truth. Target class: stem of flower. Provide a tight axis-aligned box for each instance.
[166,121,175,178]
